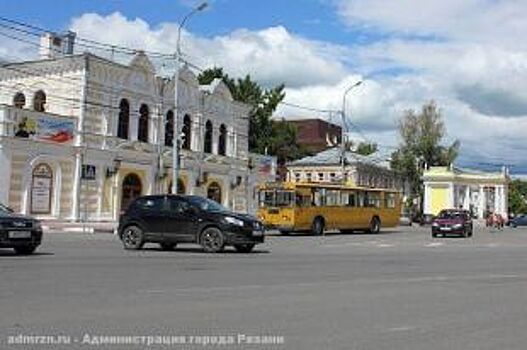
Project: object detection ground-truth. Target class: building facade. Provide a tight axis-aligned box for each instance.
[423,166,509,219]
[0,46,275,221]
[286,118,342,154]
[286,148,403,190]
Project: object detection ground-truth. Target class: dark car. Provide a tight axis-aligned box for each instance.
[0,203,43,255]
[509,215,527,228]
[118,195,265,253]
[431,209,473,238]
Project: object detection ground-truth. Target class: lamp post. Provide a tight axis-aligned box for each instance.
[172,1,208,194]
[340,80,362,183]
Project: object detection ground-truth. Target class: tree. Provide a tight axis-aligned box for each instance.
[198,67,285,154]
[509,180,527,215]
[391,101,460,210]
[268,119,311,163]
[355,142,378,156]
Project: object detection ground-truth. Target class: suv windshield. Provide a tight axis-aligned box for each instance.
[438,211,465,219]
[188,197,228,213]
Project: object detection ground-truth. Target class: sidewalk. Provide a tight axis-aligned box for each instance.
[41,220,118,234]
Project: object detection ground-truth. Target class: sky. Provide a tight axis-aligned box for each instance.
[1,0,527,174]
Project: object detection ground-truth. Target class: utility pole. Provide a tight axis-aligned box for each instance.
[172,2,208,194]
[341,81,362,184]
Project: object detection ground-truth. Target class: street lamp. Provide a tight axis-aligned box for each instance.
[172,1,208,194]
[340,80,363,183]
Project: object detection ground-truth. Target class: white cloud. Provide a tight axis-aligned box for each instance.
[62,8,527,173]
[70,12,349,88]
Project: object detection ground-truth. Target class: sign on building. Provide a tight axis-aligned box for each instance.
[82,165,97,181]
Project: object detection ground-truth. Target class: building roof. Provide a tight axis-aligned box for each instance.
[423,166,509,183]
[288,147,392,169]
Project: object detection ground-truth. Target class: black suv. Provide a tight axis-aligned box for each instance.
[0,203,43,255]
[118,195,265,253]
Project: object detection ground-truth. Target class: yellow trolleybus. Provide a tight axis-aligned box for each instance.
[257,182,401,235]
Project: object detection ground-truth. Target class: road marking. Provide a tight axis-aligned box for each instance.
[425,242,444,247]
[387,326,417,332]
[138,274,525,296]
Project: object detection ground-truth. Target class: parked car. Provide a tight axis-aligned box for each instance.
[431,209,473,238]
[399,213,412,226]
[509,215,527,228]
[0,203,43,255]
[118,195,265,253]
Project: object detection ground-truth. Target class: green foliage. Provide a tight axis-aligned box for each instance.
[509,180,527,215]
[355,142,378,156]
[391,101,460,209]
[268,120,312,162]
[199,67,298,161]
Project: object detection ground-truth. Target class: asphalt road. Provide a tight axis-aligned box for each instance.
[2,225,527,349]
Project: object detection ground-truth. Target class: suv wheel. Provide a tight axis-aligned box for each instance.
[159,243,176,251]
[14,245,36,255]
[200,227,225,253]
[122,225,145,250]
[234,244,255,253]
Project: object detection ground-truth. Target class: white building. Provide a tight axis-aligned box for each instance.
[286,148,403,190]
[0,34,275,221]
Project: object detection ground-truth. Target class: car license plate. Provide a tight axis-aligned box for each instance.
[440,227,451,231]
[253,230,264,237]
[8,231,32,239]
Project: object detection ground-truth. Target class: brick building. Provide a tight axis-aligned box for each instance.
[287,118,342,154]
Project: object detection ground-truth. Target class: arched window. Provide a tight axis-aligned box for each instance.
[117,99,130,139]
[121,173,142,211]
[204,120,213,153]
[13,92,26,109]
[218,124,227,156]
[165,110,174,147]
[138,104,149,143]
[182,114,192,150]
[168,179,186,195]
[33,90,46,112]
[207,182,222,204]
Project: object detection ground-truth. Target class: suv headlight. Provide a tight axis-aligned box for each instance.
[453,223,463,229]
[224,217,245,227]
[432,222,439,227]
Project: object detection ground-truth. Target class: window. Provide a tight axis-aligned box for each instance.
[342,192,357,207]
[167,197,190,213]
[204,120,213,153]
[326,190,340,206]
[306,173,312,182]
[218,124,227,156]
[33,90,46,112]
[13,92,25,109]
[165,110,174,147]
[357,191,366,207]
[117,99,130,139]
[367,192,381,208]
[294,173,301,182]
[207,182,222,203]
[182,114,192,150]
[134,197,164,211]
[318,173,324,182]
[138,104,149,142]
[385,193,396,208]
